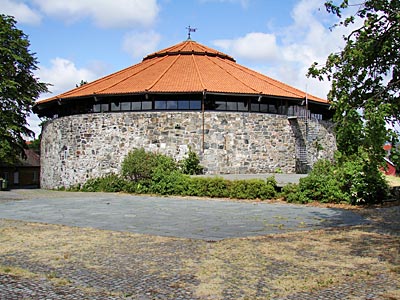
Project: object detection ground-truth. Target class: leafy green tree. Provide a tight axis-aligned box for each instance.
[308,0,400,165]
[27,138,41,154]
[0,15,48,164]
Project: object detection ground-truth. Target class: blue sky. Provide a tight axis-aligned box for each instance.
[1,0,355,137]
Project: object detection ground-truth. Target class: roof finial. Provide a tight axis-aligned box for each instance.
[186,25,197,40]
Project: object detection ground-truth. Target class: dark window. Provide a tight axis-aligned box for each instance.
[260,104,269,113]
[269,104,277,114]
[238,101,248,111]
[155,100,166,110]
[131,102,141,111]
[178,100,190,109]
[215,101,226,111]
[278,105,287,115]
[111,102,120,111]
[93,104,101,113]
[121,102,131,111]
[142,101,152,110]
[251,103,260,112]
[101,103,109,112]
[167,100,178,110]
[226,101,237,111]
[190,100,201,110]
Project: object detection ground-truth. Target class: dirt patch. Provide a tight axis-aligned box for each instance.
[0,209,399,299]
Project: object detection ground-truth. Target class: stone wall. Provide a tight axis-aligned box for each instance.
[40,111,336,189]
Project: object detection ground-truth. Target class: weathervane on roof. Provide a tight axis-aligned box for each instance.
[186,25,197,40]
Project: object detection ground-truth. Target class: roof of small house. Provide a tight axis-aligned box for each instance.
[0,149,40,168]
[36,40,328,105]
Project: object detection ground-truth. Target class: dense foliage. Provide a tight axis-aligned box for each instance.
[282,153,389,205]
[78,173,277,200]
[308,1,399,160]
[306,1,398,204]
[0,15,48,164]
[179,148,204,175]
[76,148,277,200]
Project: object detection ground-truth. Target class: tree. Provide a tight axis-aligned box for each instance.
[0,15,48,164]
[308,0,400,165]
[27,138,41,155]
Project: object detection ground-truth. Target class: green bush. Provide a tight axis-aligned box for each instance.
[180,148,204,175]
[281,153,389,205]
[81,174,126,192]
[121,148,179,182]
[184,177,230,198]
[229,179,276,200]
[121,148,158,182]
[122,180,149,194]
[205,177,231,198]
[150,170,189,195]
[80,149,279,200]
[337,153,388,204]
[184,177,209,196]
[296,160,349,203]
[282,183,306,203]
[182,176,276,199]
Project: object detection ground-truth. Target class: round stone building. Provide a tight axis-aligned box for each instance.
[34,40,336,189]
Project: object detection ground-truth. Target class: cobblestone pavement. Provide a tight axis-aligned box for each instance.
[0,190,367,240]
[0,190,399,299]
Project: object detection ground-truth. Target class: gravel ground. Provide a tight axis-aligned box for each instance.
[0,190,398,299]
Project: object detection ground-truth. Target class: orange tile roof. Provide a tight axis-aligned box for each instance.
[37,40,328,105]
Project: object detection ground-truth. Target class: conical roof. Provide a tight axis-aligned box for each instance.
[37,40,328,104]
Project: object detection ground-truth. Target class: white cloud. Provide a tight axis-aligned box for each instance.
[29,57,102,137]
[27,113,42,139]
[214,32,279,62]
[31,0,159,28]
[36,57,100,98]
[212,0,360,99]
[0,0,42,25]
[122,31,161,59]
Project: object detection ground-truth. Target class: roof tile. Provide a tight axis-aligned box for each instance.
[37,40,328,104]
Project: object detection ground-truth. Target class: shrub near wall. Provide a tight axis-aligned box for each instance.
[282,153,389,205]
[77,174,277,200]
[76,149,278,199]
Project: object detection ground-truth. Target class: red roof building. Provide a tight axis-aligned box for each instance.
[34,40,336,188]
[34,40,330,119]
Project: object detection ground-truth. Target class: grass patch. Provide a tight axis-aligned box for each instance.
[190,229,399,299]
[0,265,37,279]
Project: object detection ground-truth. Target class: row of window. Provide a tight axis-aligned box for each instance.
[50,97,328,121]
[92,100,287,114]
